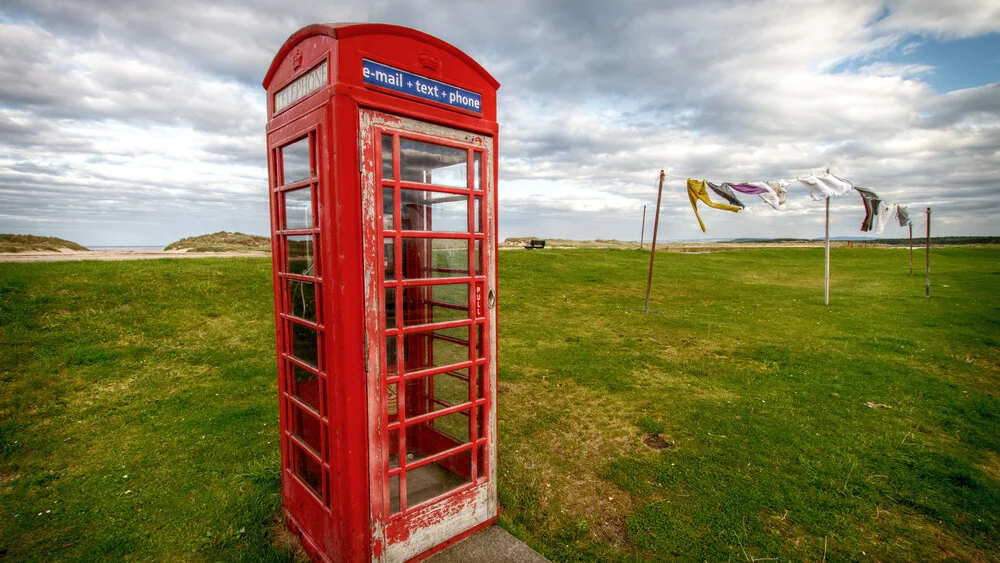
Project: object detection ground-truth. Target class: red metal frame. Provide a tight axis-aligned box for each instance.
[263,24,499,563]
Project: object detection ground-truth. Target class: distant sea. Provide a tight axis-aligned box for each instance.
[88,246,165,251]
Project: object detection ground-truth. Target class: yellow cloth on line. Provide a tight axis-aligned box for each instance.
[687,179,741,232]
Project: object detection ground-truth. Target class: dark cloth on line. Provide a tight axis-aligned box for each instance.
[855,187,881,232]
[707,181,745,209]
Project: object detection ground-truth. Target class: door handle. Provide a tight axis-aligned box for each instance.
[487,289,496,308]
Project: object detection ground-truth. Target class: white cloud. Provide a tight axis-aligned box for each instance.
[875,0,1000,39]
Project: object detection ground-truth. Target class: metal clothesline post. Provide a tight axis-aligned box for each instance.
[824,196,830,306]
[925,207,931,297]
[644,171,666,313]
[909,223,913,276]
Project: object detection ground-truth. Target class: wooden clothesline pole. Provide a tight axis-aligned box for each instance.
[640,204,647,250]
[644,171,666,313]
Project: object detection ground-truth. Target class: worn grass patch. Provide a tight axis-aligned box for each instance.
[1,247,998,561]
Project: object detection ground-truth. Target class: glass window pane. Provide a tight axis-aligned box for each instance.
[474,240,482,275]
[476,364,485,400]
[402,238,469,279]
[405,453,472,508]
[381,134,394,180]
[384,239,395,281]
[282,137,311,184]
[292,403,323,454]
[293,443,324,499]
[406,370,469,413]
[474,197,482,233]
[404,329,469,374]
[383,187,395,231]
[403,327,469,373]
[476,444,486,480]
[291,322,319,368]
[476,325,486,359]
[473,152,482,191]
[385,335,397,375]
[404,410,470,464]
[389,474,400,514]
[387,382,398,418]
[287,279,316,322]
[437,370,469,408]
[385,287,396,329]
[399,138,467,188]
[476,405,485,440]
[286,236,315,276]
[388,428,400,468]
[401,189,468,232]
[290,363,321,413]
[284,187,312,230]
[402,283,469,328]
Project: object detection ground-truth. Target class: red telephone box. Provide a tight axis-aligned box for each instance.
[262,24,500,562]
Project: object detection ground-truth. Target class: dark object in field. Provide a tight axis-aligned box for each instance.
[524,239,546,249]
[643,434,673,450]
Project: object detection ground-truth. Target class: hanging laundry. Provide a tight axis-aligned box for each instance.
[706,181,745,209]
[725,183,782,210]
[855,187,880,231]
[766,180,789,206]
[748,182,783,210]
[784,173,855,201]
[687,179,741,232]
[873,202,893,235]
[896,205,910,227]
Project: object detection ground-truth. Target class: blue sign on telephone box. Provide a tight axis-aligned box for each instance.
[362,59,482,114]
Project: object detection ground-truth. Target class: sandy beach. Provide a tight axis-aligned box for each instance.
[0,249,270,263]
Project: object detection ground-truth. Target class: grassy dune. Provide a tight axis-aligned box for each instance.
[1,247,998,561]
[165,231,270,253]
[0,234,88,253]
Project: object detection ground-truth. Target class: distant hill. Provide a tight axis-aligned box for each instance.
[0,234,89,252]
[165,231,271,252]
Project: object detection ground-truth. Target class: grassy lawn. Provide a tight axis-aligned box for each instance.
[1,247,998,561]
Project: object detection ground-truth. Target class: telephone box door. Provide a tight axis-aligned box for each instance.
[360,109,497,561]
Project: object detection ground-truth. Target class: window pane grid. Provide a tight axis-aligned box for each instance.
[378,128,486,518]
[274,128,332,509]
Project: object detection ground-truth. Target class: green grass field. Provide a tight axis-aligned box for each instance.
[1,247,997,561]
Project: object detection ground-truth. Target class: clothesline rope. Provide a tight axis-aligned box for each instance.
[651,167,924,235]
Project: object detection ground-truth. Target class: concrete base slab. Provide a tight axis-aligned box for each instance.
[427,526,549,563]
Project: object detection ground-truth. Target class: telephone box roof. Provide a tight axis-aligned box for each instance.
[262,23,500,90]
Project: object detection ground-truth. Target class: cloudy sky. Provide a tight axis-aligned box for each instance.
[1,0,998,246]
